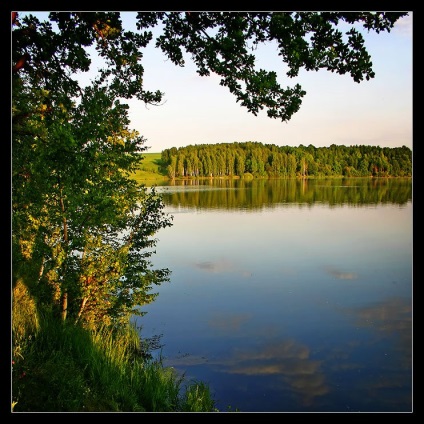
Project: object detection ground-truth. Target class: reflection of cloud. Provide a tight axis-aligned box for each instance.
[208,313,252,332]
[355,298,411,329]
[235,339,310,361]
[278,267,297,276]
[351,297,412,369]
[327,296,412,409]
[212,339,329,406]
[290,373,329,406]
[193,258,252,277]
[195,260,231,273]
[326,267,358,280]
[328,297,411,361]
[211,297,411,410]
[164,336,330,407]
[163,354,209,367]
[344,297,412,348]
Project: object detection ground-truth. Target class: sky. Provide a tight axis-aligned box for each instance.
[23,12,413,153]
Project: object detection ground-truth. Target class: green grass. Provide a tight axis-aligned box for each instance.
[131,152,169,183]
[12,280,222,412]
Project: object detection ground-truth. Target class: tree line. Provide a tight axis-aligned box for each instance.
[161,141,412,179]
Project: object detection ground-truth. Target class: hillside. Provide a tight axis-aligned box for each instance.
[131,152,169,183]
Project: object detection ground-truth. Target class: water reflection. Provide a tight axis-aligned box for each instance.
[153,177,412,210]
[136,178,412,412]
[326,267,358,281]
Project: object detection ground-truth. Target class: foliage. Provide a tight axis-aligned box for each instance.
[161,141,412,178]
[180,381,219,412]
[12,279,40,362]
[12,12,408,124]
[146,12,408,121]
[12,12,174,330]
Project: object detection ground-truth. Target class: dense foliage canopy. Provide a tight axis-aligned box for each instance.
[12,11,409,330]
[162,142,412,179]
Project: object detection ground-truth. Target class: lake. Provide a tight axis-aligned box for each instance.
[133,178,413,413]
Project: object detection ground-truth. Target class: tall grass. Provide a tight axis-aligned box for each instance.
[12,281,219,412]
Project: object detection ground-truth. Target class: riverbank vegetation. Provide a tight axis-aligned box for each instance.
[12,279,218,412]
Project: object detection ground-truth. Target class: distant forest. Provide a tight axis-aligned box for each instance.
[160,142,412,179]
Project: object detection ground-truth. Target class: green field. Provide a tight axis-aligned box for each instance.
[131,152,169,183]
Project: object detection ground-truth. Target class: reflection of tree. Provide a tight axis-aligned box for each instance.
[161,178,412,210]
[140,333,164,360]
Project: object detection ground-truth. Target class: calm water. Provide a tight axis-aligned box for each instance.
[133,178,413,413]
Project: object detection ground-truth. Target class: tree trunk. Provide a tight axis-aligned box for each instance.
[61,291,68,321]
[75,297,88,325]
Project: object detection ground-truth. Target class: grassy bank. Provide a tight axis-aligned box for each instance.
[131,152,169,183]
[11,280,221,412]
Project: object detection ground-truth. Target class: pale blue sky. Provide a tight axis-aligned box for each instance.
[24,12,413,153]
[121,13,413,153]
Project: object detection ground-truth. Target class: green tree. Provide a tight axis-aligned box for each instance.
[12,13,173,329]
[176,152,185,177]
[167,155,177,179]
